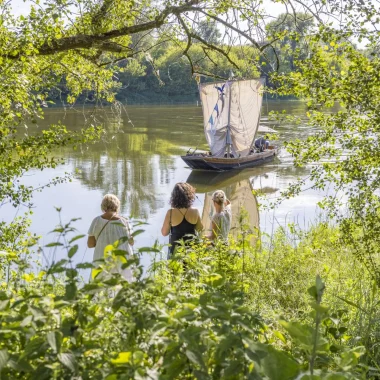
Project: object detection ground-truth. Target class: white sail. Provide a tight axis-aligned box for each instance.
[199,78,265,158]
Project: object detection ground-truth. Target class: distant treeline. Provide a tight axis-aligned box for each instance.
[48,13,352,105]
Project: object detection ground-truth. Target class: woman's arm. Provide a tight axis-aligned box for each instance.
[87,236,96,248]
[161,210,171,236]
[195,210,203,232]
[209,221,217,241]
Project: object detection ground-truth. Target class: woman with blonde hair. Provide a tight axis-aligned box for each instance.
[161,182,203,257]
[209,190,231,242]
[87,194,134,281]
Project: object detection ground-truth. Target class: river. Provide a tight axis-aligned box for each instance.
[2,101,330,270]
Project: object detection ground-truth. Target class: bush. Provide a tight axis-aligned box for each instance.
[0,215,373,379]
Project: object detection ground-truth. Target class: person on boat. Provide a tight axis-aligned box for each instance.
[208,190,231,242]
[87,194,134,281]
[254,137,270,152]
[161,182,203,258]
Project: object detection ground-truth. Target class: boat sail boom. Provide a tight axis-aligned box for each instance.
[199,78,265,158]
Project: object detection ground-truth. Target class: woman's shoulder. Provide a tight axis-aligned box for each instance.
[91,215,102,223]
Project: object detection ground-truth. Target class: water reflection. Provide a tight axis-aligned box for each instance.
[188,168,278,239]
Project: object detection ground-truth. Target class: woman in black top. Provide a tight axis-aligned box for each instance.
[161,182,203,257]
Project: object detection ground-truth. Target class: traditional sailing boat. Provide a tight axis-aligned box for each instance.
[181,78,277,171]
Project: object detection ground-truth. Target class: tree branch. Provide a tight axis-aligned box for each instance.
[177,14,240,70]
[194,7,262,51]
[29,0,201,57]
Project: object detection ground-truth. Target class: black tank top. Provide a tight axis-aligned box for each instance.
[169,209,197,254]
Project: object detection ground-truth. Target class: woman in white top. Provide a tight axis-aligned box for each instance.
[209,190,231,242]
[87,194,134,281]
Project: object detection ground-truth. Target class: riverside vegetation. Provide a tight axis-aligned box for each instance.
[2,0,380,378]
[0,211,378,379]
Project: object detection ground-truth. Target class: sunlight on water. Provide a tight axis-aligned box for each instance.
[1,101,337,270]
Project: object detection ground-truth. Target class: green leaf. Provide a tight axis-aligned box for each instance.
[280,321,328,351]
[273,330,287,343]
[132,351,144,364]
[112,249,129,257]
[308,285,318,300]
[65,283,77,300]
[138,247,161,253]
[8,356,34,372]
[45,242,63,247]
[0,300,9,311]
[175,308,195,320]
[185,349,205,368]
[22,337,45,358]
[68,234,85,244]
[47,331,62,353]
[261,346,300,380]
[0,350,9,371]
[76,262,94,269]
[58,352,77,372]
[163,357,186,379]
[326,376,347,380]
[68,244,78,258]
[131,229,144,238]
[47,259,68,274]
[205,273,225,287]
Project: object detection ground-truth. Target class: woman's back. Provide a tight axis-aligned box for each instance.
[170,207,199,226]
[88,216,132,261]
[212,204,232,241]
[161,182,203,257]
[167,208,200,255]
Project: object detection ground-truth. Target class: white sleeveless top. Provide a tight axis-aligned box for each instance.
[212,204,232,241]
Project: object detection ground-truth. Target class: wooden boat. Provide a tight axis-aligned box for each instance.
[181,78,278,171]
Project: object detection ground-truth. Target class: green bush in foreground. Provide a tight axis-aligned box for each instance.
[0,216,375,379]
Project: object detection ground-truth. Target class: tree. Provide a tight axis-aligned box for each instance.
[265,12,314,72]
[195,20,222,45]
[2,0,380,286]
[270,1,380,284]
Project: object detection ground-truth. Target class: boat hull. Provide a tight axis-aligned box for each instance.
[181,148,277,171]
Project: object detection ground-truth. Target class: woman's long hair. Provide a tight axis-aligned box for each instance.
[170,182,196,208]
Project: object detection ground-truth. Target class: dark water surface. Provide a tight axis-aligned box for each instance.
[2,102,329,269]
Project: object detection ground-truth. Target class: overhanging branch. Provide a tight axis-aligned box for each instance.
[31,0,202,57]
[177,15,240,70]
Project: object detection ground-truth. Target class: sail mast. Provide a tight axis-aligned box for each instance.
[226,81,232,157]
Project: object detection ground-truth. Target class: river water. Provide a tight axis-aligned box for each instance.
[3,101,330,270]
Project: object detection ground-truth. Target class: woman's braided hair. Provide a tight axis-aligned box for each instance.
[170,182,196,208]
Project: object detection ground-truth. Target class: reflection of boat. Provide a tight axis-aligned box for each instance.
[201,178,259,239]
[187,167,278,194]
[181,79,278,171]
